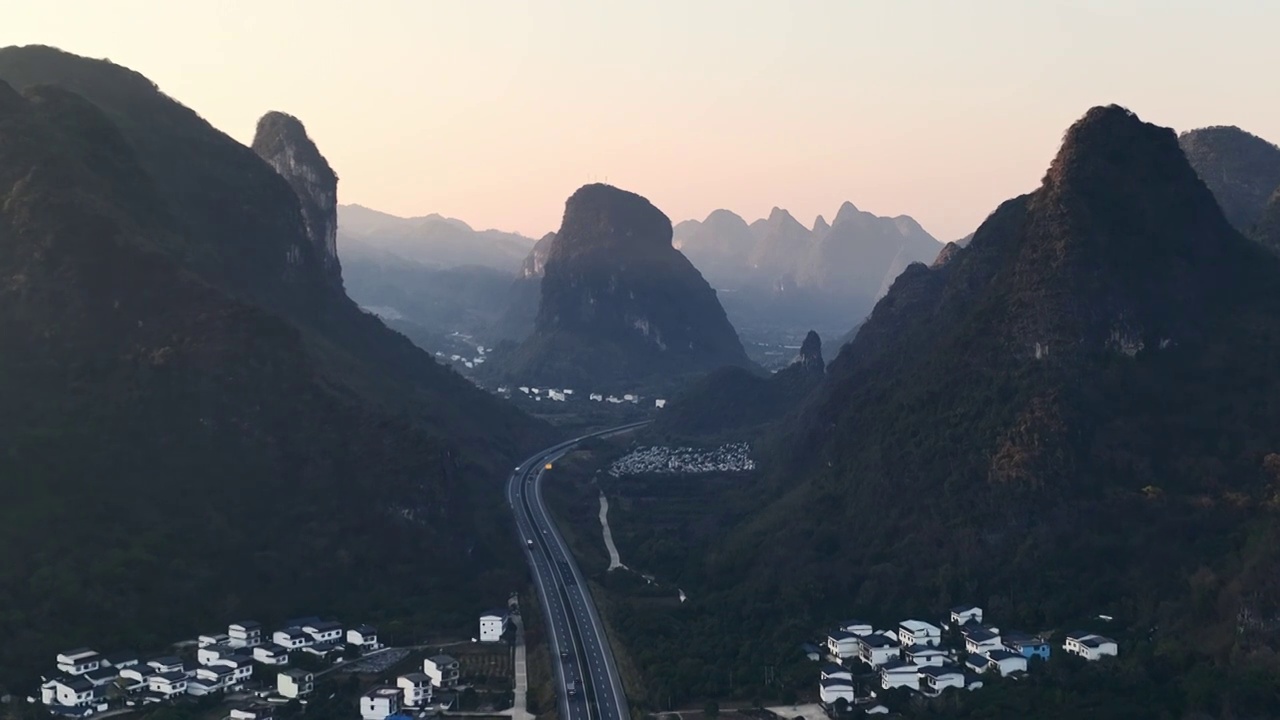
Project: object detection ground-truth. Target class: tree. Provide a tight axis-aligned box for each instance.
[704,699,720,718]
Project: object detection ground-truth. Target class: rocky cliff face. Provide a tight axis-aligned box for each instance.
[790,329,824,375]
[252,111,342,288]
[504,184,750,385]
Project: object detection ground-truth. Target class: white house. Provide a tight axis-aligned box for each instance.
[879,661,920,690]
[858,634,900,668]
[213,656,254,685]
[984,649,1028,677]
[50,677,96,707]
[864,704,889,715]
[118,665,157,688]
[589,393,603,402]
[548,390,566,402]
[229,708,271,720]
[963,627,1003,656]
[903,647,949,667]
[191,665,235,694]
[655,399,667,409]
[826,631,859,660]
[198,633,230,647]
[818,679,855,705]
[253,645,289,665]
[146,657,184,675]
[101,652,139,669]
[898,620,942,648]
[819,663,852,682]
[920,665,964,696]
[361,687,403,720]
[347,625,379,649]
[228,621,263,648]
[396,673,433,707]
[83,667,118,687]
[302,620,343,645]
[423,655,459,688]
[272,628,312,650]
[1063,632,1118,661]
[149,672,189,698]
[56,649,102,676]
[949,605,984,628]
[277,669,313,699]
[519,387,530,394]
[479,611,509,643]
[840,620,874,636]
[198,644,234,667]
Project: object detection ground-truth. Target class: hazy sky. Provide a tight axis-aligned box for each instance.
[6,1,1279,240]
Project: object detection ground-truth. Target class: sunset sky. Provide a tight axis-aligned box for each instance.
[6,0,1278,241]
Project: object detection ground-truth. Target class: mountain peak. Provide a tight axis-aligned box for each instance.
[251,111,342,288]
[833,201,862,225]
[812,214,831,235]
[1179,124,1280,233]
[793,330,824,373]
[557,183,672,253]
[767,206,797,223]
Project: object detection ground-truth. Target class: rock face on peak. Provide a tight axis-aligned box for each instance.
[504,184,750,385]
[1255,188,1280,255]
[489,232,557,343]
[1180,125,1280,233]
[692,106,1280,683]
[252,111,342,288]
[812,214,831,237]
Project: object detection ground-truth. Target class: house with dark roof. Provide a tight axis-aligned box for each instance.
[858,633,900,668]
[1063,632,1118,661]
[984,649,1028,676]
[963,627,1002,655]
[920,664,964,695]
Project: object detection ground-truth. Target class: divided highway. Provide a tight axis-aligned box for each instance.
[507,422,649,720]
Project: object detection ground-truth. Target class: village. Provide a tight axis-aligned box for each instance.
[32,605,522,720]
[608,443,756,477]
[802,604,1119,715]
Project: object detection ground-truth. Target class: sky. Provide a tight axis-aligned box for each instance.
[5,0,1279,241]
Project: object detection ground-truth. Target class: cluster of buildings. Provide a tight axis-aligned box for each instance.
[434,341,488,369]
[810,605,1119,711]
[607,443,755,477]
[36,617,381,718]
[358,655,461,720]
[492,385,668,408]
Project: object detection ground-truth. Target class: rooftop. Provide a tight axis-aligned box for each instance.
[828,630,856,641]
[987,649,1023,662]
[860,634,898,649]
[900,619,940,634]
[920,665,963,679]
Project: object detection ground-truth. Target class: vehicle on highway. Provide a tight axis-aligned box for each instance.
[567,680,578,697]
[526,538,535,548]
[544,462,554,470]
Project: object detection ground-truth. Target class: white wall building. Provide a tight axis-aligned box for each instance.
[253,645,289,665]
[840,620,874,636]
[826,631,860,660]
[818,679,855,705]
[423,655,460,688]
[348,625,380,649]
[56,649,102,676]
[984,649,1029,676]
[278,670,313,699]
[302,621,343,645]
[228,621,263,648]
[1064,632,1118,661]
[819,663,852,682]
[149,672,189,698]
[898,620,942,648]
[361,687,403,720]
[920,665,964,695]
[904,647,949,667]
[949,605,983,627]
[858,634,900,667]
[396,673,433,707]
[963,627,1003,656]
[479,611,509,643]
[272,628,312,650]
[879,661,920,690]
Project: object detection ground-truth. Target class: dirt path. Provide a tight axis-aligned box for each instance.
[598,493,627,571]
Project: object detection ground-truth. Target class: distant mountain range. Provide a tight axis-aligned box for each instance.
[673,203,942,337]
[338,203,537,272]
[1180,125,1280,256]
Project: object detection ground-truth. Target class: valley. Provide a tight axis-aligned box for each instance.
[6,8,1280,720]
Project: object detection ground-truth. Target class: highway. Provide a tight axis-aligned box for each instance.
[506,421,649,720]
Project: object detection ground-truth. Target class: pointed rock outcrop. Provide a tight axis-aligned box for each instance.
[252,111,342,288]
